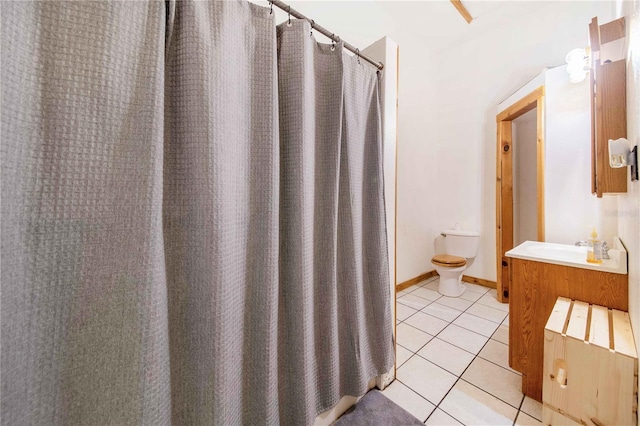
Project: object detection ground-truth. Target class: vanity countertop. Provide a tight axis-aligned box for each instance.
[505,237,627,274]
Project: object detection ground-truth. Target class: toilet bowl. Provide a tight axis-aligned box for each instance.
[431,229,480,297]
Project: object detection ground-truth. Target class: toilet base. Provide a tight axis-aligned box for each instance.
[438,277,466,297]
[432,264,467,297]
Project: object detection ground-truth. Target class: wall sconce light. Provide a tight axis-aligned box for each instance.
[608,138,638,181]
[565,47,590,83]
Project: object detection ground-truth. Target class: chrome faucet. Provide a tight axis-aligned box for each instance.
[575,240,588,247]
[601,241,610,259]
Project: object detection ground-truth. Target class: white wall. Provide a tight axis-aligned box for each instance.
[269,1,618,283]
[426,1,616,282]
[499,66,618,248]
[543,66,619,246]
[513,109,538,245]
[268,0,639,409]
[617,0,640,409]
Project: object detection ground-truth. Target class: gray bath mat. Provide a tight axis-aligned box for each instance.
[333,389,423,425]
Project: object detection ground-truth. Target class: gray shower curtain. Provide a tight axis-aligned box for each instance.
[0,1,393,425]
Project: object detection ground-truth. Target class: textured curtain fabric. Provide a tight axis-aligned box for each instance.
[1,3,171,425]
[276,21,393,425]
[163,2,280,424]
[1,1,393,425]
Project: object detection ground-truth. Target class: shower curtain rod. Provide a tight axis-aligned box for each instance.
[269,0,384,70]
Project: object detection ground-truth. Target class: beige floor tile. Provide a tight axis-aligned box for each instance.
[437,296,474,311]
[417,275,438,284]
[421,302,462,322]
[405,311,449,336]
[515,411,543,425]
[396,344,414,367]
[502,315,510,326]
[412,286,441,302]
[396,323,434,352]
[491,325,509,345]
[396,303,418,322]
[438,324,489,355]
[397,356,458,405]
[425,408,463,425]
[460,289,483,302]
[462,282,490,294]
[453,312,500,337]
[439,380,518,425]
[478,339,519,374]
[466,303,508,323]
[423,280,441,291]
[477,293,509,312]
[382,380,435,422]
[417,338,475,376]
[398,293,432,310]
[520,396,542,421]
[461,357,523,407]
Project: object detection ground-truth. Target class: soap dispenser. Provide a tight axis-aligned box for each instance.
[586,227,603,264]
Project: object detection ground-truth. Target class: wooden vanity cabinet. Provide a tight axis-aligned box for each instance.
[508,258,628,401]
[589,16,627,197]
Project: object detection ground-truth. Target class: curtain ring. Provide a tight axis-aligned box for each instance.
[356,48,360,64]
[310,19,314,37]
[331,33,336,51]
[269,0,273,15]
[287,5,291,26]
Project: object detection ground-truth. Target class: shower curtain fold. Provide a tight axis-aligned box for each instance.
[163,2,280,424]
[1,3,171,425]
[276,20,394,425]
[1,1,394,425]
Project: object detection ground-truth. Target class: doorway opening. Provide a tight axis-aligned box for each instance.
[496,86,545,303]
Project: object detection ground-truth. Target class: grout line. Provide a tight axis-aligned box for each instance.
[474,298,511,312]
[397,290,503,360]
[400,295,483,356]
[395,302,477,408]
[422,406,439,424]
[440,343,522,417]
[395,343,418,368]
[396,292,521,424]
[398,294,440,308]
[387,376,436,407]
[406,316,498,356]
[463,309,508,324]
[475,346,522,376]
[397,301,437,323]
[414,339,519,378]
[397,295,483,396]
[459,378,523,411]
[513,394,526,426]
[431,334,507,425]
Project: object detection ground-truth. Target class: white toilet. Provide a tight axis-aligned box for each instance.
[431,229,480,297]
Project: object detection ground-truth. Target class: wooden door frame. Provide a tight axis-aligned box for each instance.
[496,86,545,303]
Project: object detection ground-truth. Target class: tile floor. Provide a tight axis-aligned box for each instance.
[383,277,543,425]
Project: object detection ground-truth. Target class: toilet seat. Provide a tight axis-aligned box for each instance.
[431,254,466,268]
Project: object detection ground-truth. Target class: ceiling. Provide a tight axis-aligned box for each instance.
[274,1,554,54]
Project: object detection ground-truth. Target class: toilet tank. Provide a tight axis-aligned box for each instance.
[442,229,480,258]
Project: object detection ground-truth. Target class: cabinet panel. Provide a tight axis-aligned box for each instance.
[589,17,627,197]
[508,258,628,401]
[594,59,627,196]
